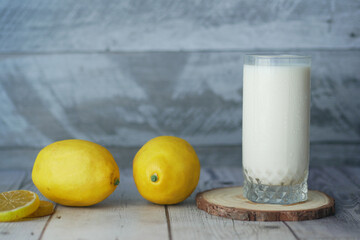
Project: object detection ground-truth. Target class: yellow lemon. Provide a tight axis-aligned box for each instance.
[133,136,200,205]
[32,139,120,206]
[0,190,40,222]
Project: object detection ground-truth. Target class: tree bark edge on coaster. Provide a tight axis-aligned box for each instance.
[196,186,335,221]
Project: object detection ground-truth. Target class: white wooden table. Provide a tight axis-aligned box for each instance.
[1,166,359,240]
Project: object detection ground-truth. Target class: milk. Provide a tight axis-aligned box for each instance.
[242,64,311,186]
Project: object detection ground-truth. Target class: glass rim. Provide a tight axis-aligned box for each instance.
[245,54,311,59]
[244,54,311,66]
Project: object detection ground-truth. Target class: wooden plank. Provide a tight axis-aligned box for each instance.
[195,144,360,168]
[0,171,54,240]
[168,168,297,240]
[309,167,360,223]
[0,0,359,52]
[0,144,359,173]
[285,167,360,239]
[40,169,168,240]
[310,144,360,166]
[0,50,359,149]
[1,167,359,239]
[0,146,238,171]
[170,167,360,239]
[340,167,360,188]
[0,170,26,192]
[0,149,39,171]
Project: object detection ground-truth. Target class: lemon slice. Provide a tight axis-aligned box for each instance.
[26,200,54,218]
[0,190,40,222]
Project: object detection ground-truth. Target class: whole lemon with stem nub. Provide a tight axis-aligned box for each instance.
[32,139,120,206]
[133,136,200,205]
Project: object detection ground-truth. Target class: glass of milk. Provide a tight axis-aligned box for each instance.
[242,54,311,204]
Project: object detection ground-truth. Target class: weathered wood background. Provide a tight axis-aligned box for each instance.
[0,0,359,166]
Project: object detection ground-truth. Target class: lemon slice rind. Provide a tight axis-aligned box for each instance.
[0,190,40,222]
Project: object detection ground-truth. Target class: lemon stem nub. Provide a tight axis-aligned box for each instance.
[114,178,120,186]
[151,174,158,182]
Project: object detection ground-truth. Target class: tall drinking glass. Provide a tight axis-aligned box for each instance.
[242,55,311,204]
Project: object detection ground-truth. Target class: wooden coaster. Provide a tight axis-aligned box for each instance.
[196,186,335,221]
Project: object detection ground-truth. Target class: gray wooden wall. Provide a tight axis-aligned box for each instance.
[0,0,359,166]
